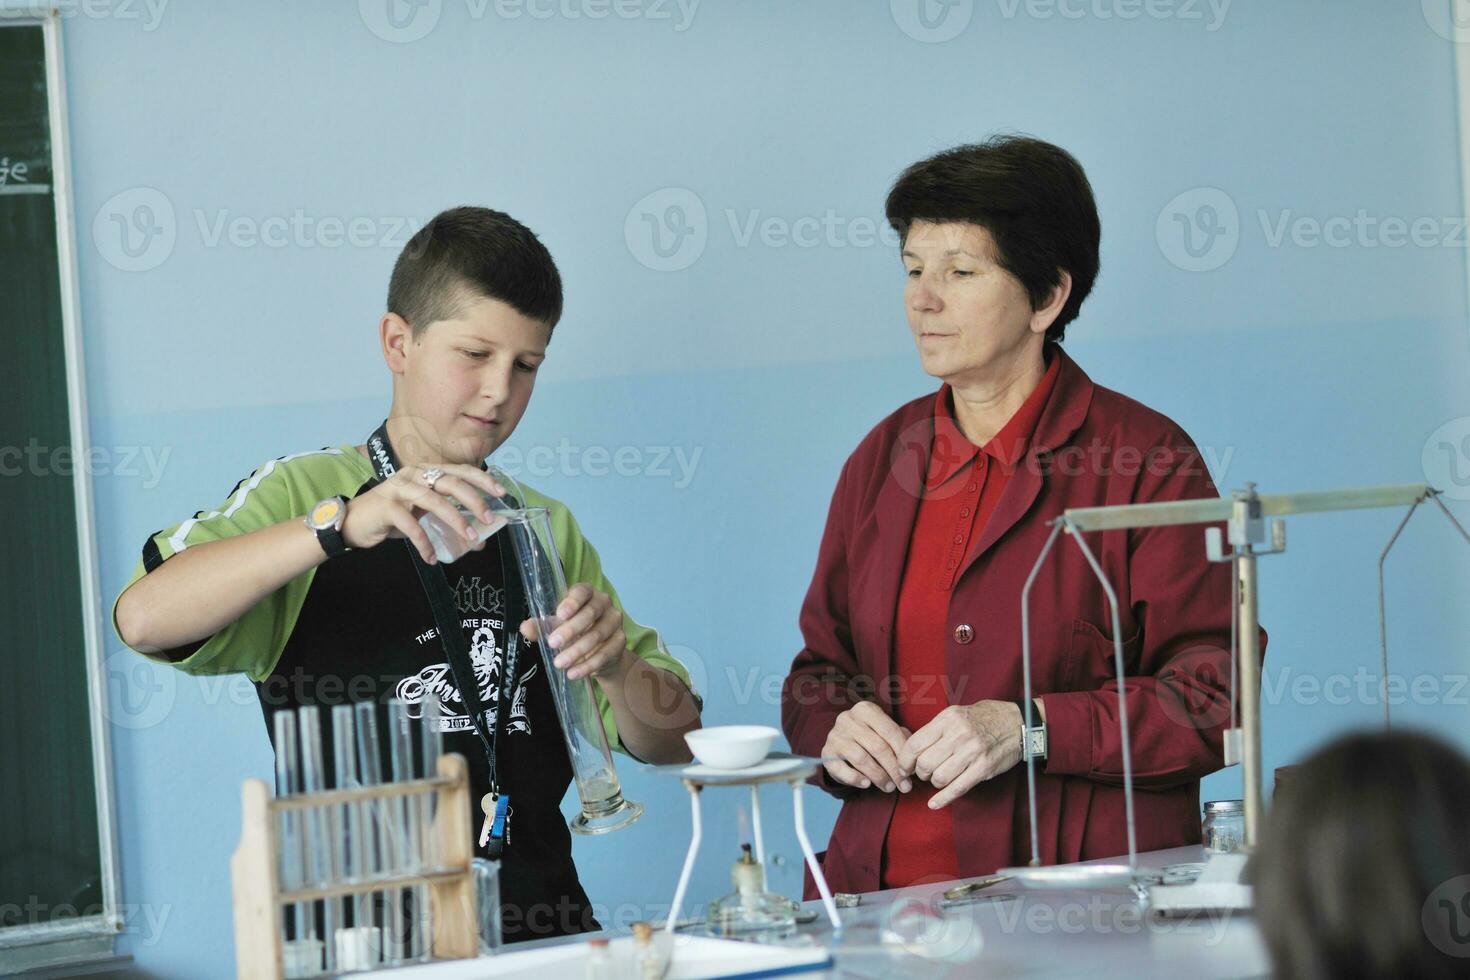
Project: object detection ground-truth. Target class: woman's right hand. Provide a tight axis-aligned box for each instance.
[821,700,914,793]
[341,463,507,562]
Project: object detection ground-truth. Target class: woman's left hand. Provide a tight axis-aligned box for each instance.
[898,701,1025,810]
[520,583,630,681]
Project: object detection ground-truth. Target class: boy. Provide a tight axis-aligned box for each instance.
[113,206,702,943]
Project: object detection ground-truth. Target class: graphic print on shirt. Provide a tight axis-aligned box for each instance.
[394,573,537,736]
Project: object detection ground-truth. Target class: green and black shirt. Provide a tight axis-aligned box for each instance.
[115,444,695,941]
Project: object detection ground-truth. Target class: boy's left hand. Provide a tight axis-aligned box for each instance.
[520,583,630,680]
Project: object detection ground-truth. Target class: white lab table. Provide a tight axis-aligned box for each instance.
[805,845,1268,978]
[367,845,1271,979]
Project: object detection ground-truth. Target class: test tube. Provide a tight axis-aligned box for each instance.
[273,710,307,945]
[420,698,444,778]
[419,699,442,955]
[330,706,363,951]
[354,701,385,966]
[388,699,422,960]
[337,704,384,969]
[298,706,331,976]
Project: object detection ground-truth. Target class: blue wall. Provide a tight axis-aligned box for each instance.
[66,1,1469,974]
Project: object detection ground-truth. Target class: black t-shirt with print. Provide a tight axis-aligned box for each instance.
[256,476,595,943]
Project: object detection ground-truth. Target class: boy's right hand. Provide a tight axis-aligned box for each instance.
[341,463,507,563]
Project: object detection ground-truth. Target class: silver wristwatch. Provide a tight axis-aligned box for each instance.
[1019,699,1048,762]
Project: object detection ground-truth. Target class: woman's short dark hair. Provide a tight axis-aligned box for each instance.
[388,206,563,335]
[885,135,1100,344]
[1253,729,1470,980]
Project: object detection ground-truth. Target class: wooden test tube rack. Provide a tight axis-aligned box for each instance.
[231,753,478,979]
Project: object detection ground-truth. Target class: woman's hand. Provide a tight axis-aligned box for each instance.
[898,700,1026,810]
[821,701,914,793]
[341,463,506,562]
[521,583,630,681]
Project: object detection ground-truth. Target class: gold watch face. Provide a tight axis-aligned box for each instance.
[309,498,343,528]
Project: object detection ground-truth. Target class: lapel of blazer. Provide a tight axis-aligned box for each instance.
[957,345,1095,581]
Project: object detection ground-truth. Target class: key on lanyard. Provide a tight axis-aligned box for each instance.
[479,791,510,858]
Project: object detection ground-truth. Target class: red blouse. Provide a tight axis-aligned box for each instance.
[882,353,1061,888]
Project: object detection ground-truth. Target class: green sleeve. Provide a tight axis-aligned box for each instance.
[519,484,701,756]
[112,448,356,681]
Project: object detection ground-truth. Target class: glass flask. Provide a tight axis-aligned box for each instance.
[504,507,644,835]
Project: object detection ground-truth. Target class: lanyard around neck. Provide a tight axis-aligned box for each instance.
[365,421,523,794]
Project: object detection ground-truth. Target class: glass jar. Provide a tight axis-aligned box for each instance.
[1202,799,1245,854]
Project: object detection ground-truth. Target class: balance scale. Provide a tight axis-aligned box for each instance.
[995,482,1470,913]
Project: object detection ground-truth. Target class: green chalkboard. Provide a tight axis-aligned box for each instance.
[0,22,105,930]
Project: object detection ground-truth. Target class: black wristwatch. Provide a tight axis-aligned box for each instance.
[304,496,350,559]
[1016,698,1048,762]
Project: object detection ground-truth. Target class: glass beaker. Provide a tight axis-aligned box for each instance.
[504,507,644,835]
[418,464,519,564]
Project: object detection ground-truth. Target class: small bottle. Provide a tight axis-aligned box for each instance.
[584,937,614,980]
[706,842,797,934]
[631,921,661,980]
[733,843,764,911]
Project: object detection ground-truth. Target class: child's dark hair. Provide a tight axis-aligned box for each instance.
[388,206,563,335]
[885,135,1100,344]
[1254,729,1470,980]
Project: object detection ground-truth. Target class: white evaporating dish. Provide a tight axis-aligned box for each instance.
[683,725,780,770]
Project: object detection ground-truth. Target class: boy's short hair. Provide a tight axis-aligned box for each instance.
[388,206,563,335]
[885,135,1100,344]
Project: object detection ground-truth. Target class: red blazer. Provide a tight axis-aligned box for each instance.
[781,346,1264,896]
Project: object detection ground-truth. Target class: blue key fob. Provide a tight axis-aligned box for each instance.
[486,793,510,859]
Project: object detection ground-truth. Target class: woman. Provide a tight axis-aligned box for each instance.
[1254,730,1470,979]
[781,136,1261,893]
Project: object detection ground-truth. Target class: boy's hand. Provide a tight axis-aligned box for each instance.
[341,463,506,563]
[520,583,630,681]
